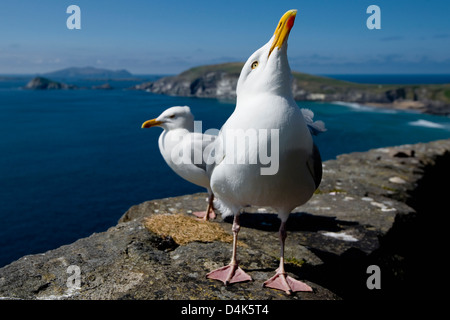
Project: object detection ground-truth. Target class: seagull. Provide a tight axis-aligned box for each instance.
[142,106,217,221]
[205,9,324,294]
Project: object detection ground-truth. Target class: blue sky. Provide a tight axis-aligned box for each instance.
[1,0,449,75]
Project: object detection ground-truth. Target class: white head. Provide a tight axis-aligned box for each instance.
[236,10,297,100]
[141,106,194,131]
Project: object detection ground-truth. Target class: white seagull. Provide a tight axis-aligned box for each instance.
[205,10,325,294]
[142,106,217,220]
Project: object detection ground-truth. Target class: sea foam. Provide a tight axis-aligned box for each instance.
[408,119,447,129]
[332,101,398,114]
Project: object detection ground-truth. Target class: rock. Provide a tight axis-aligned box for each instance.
[1,139,449,300]
[134,63,450,116]
[135,63,241,100]
[388,177,407,184]
[92,83,113,90]
[24,77,77,90]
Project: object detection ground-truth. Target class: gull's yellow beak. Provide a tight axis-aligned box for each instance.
[268,9,297,58]
[141,119,163,128]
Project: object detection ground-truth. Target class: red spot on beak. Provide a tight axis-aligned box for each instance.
[287,15,295,30]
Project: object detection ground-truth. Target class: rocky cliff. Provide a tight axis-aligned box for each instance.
[134,63,242,100]
[134,63,450,116]
[0,139,449,300]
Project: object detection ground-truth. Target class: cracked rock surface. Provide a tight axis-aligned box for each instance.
[1,139,449,300]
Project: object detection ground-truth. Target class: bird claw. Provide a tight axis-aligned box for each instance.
[206,264,252,285]
[263,271,312,294]
[192,211,207,219]
[192,210,216,221]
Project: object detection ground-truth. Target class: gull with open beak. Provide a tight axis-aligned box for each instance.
[205,10,324,294]
[142,106,217,221]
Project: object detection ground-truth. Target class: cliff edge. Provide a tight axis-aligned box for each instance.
[1,139,449,300]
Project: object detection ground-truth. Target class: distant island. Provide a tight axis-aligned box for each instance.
[24,77,112,90]
[23,66,145,90]
[133,62,450,116]
[23,64,450,116]
[24,77,77,90]
[42,66,133,79]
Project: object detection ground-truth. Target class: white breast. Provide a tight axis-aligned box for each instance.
[210,95,316,214]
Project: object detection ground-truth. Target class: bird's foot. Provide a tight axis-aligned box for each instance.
[206,264,252,285]
[263,268,312,295]
[192,210,216,221]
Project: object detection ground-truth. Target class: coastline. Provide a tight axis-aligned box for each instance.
[14,64,450,116]
[132,63,450,116]
[354,100,427,113]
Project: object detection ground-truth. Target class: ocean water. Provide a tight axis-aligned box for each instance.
[321,74,450,84]
[1,77,450,267]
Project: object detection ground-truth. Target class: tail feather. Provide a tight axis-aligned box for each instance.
[212,197,234,218]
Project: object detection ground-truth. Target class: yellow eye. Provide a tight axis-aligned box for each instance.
[251,61,259,69]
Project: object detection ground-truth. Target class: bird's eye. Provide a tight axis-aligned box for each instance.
[169,115,175,119]
[251,61,259,69]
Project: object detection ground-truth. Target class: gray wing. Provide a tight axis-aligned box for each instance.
[188,133,217,172]
[307,142,323,190]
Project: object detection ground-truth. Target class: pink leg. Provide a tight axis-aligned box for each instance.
[206,214,252,285]
[263,221,312,295]
[193,193,216,221]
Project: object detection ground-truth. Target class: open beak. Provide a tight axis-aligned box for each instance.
[141,119,163,128]
[268,9,297,58]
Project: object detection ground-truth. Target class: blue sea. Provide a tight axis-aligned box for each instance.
[321,74,450,84]
[1,75,450,267]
